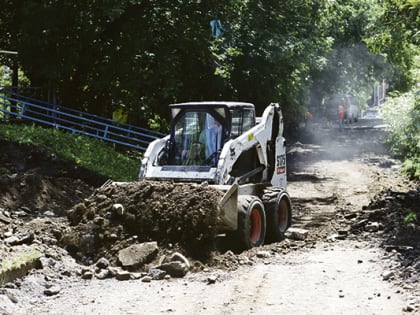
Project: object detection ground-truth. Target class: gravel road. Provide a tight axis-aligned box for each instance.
[1,118,419,315]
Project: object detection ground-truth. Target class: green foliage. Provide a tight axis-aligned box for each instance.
[375,0,420,179]
[0,0,418,127]
[0,1,222,126]
[0,167,11,175]
[364,0,419,91]
[310,0,386,108]
[381,71,420,179]
[403,209,417,225]
[402,156,420,179]
[0,65,30,87]
[382,90,419,154]
[0,248,42,272]
[0,124,140,181]
[148,113,169,132]
[0,0,334,123]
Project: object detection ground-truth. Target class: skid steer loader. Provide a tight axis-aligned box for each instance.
[139,101,292,250]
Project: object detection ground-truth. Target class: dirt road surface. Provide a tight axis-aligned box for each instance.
[19,242,411,315]
[1,118,419,314]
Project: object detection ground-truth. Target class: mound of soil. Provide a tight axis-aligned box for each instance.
[0,139,106,187]
[0,139,235,272]
[0,140,105,215]
[0,172,93,216]
[62,181,224,265]
[0,139,106,274]
[353,187,420,267]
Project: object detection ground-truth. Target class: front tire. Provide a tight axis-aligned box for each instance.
[232,195,266,251]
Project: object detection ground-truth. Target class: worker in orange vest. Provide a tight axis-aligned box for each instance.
[304,111,313,129]
[338,102,345,130]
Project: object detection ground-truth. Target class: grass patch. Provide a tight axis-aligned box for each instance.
[0,248,42,272]
[0,124,141,181]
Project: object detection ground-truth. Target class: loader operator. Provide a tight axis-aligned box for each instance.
[199,114,222,166]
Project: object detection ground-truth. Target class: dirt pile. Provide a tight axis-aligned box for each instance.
[350,186,420,279]
[0,139,106,187]
[0,171,93,216]
[62,181,224,265]
[363,187,419,249]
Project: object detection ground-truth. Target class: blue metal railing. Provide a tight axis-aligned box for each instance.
[0,89,165,151]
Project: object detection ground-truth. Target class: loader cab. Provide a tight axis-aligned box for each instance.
[140,101,259,183]
[167,102,256,168]
[170,110,224,166]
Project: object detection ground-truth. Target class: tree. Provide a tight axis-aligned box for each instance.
[308,0,390,112]
[1,0,417,130]
[211,0,333,117]
[364,0,420,92]
[1,1,225,126]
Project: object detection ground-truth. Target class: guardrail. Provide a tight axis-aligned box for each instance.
[0,90,165,151]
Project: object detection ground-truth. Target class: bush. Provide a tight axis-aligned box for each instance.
[382,88,420,179]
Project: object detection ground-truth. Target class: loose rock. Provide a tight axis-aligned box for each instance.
[285,228,309,241]
[382,270,394,281]
[44,286,61,296]
[157,261,189,278]
[115,270,131,281]
[118,242,159,269]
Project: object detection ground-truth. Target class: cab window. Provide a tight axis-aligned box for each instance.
[230,109,255,138]
[170,111,223,166]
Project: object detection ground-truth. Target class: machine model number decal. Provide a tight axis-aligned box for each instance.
[276,154,286,174]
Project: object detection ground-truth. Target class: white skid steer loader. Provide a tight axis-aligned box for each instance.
[139,101,292,250]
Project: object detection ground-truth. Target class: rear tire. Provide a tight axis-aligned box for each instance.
[230,195,266,251]
[264,189,292,243]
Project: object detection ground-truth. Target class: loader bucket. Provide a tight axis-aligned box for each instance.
[216,183,239,231]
